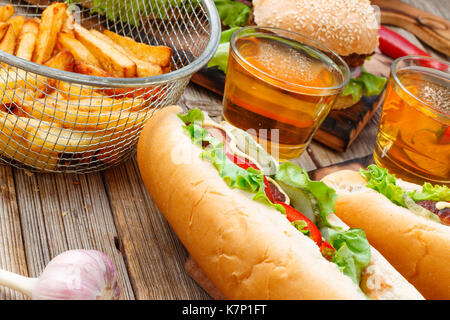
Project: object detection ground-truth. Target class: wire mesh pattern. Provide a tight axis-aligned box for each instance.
[0,0,220,173]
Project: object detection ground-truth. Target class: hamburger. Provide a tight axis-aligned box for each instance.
[252,0,387,109]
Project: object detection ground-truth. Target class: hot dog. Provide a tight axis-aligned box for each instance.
[322,166,450,299]
[137,106,424,299]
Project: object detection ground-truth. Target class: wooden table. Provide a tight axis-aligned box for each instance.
[0,0,448,300]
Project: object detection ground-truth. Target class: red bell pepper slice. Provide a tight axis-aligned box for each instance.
[320,241,336,261]
[378,26,448,71]
[276,202,323,247]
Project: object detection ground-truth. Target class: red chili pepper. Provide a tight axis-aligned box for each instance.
[276,202,323,247]
[378,26,448,71]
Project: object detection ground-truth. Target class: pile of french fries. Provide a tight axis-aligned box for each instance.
[0,2,172,170]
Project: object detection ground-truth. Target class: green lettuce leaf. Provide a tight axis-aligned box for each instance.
[202,147,263,192]
[360,164,450,205]
[292,220,310,236]
[202,146,285,213]
[207,42,230,73]
[342,68,387,102]
[359,165,406,207]
[409,183,450,202]
[178,108,204,124]
[341,79,364,102]
[214,0,250,28]
[182,123,223,150]
[329,228,371,286]
[207,27,240,73]
[275,162,337,228]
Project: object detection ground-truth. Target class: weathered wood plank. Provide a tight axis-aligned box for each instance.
[103,157,210,299]
[13,169,135,300]
[0,165,27,300]
[12,169,50,280]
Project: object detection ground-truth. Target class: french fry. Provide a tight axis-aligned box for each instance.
[57,32,102,68]
[0,87,29,105]
[73,60,112,77]
[0,22,9,42]
[17,96,148,132]
[0,111,58,170]
[71,60,159,100]
[0,110,109,170]
[55,81,147,110]
[0,50,74,97]
[57,81,101,99]
[32,2,67,64]
[103,29,172,67]
[74,24,136,77]
[0,16,25,54]
[24,117,106,155]
[0,5,14,22]
[33,50,74,95]
[61,10,75,35]
[90,30,163,78]
[45,49,74,71]
[15,19,39,60]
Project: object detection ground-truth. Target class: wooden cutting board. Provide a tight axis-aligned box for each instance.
[184,155,375,299]
[191,53,391,152]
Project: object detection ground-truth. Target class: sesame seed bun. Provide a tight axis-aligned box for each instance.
[253,0,379,57]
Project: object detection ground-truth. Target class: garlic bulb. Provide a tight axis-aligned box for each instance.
[0,250,120,300]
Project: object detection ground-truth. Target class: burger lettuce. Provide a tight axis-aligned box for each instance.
[208,0,251,72]
[214,0,251,28]
[342,67,387,102]
[207,27,239,73]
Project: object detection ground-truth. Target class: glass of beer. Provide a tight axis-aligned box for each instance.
[374,56,450,185]
[222,27,350,160]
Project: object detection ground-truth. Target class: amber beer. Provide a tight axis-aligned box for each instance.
[222,27,349,160]
[374,56,450,185]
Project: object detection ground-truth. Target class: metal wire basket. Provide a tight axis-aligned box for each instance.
[0,0,220,173]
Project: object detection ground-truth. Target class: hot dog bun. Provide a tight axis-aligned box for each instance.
[322,170,450,300]
[137,106,423,299]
